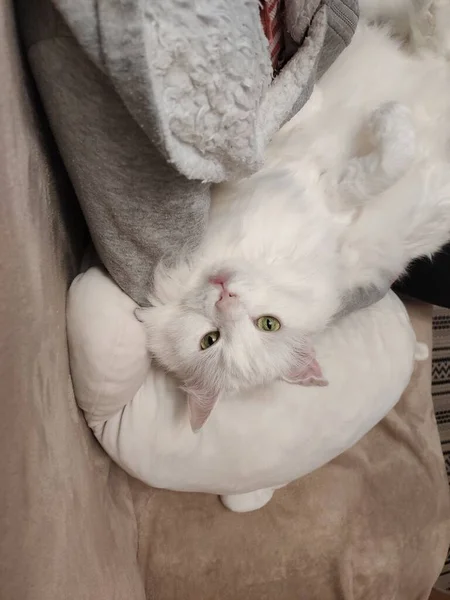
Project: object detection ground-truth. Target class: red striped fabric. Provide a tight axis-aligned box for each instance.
[260,0,284,70]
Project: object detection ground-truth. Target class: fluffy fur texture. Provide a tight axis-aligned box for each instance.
[359,0,450,56]
[138,3,450,432]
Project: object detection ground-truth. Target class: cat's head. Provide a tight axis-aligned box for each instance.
[137,259,337,432]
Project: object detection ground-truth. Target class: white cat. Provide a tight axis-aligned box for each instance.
[137,6,450,432]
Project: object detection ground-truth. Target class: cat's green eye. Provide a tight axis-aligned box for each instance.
[200,331,220,350]
[256,316,281,332]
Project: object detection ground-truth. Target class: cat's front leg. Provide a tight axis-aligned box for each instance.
[220,486,283,512]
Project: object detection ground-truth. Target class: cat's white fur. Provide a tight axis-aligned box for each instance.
[138,4,450,432]
[359,0,450,57]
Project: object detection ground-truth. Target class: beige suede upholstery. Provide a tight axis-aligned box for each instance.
[0,1,145,598]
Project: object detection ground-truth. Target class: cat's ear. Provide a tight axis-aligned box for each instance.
[134,307,146,322]
[134,304,173,331]
[283,357,328,387]
[134,306,160,325]
[283,346,328,387]
[185,388,219,433]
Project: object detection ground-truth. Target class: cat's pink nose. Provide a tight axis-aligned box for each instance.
[209,274,229,287]
[215,288,238,309]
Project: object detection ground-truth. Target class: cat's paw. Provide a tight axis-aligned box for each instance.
[338,102,416,206]
[369,102,415,148]
[369,101,416,177]
[220,488,275,512]
[414,341,429,361]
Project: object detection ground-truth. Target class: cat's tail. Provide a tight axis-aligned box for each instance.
[338,102,416,208]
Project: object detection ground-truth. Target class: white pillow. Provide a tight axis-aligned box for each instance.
[67,267,420,512]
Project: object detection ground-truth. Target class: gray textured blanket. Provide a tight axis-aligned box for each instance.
[19,0,358,304]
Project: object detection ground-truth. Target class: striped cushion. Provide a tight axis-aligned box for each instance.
[433,306,450,591]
